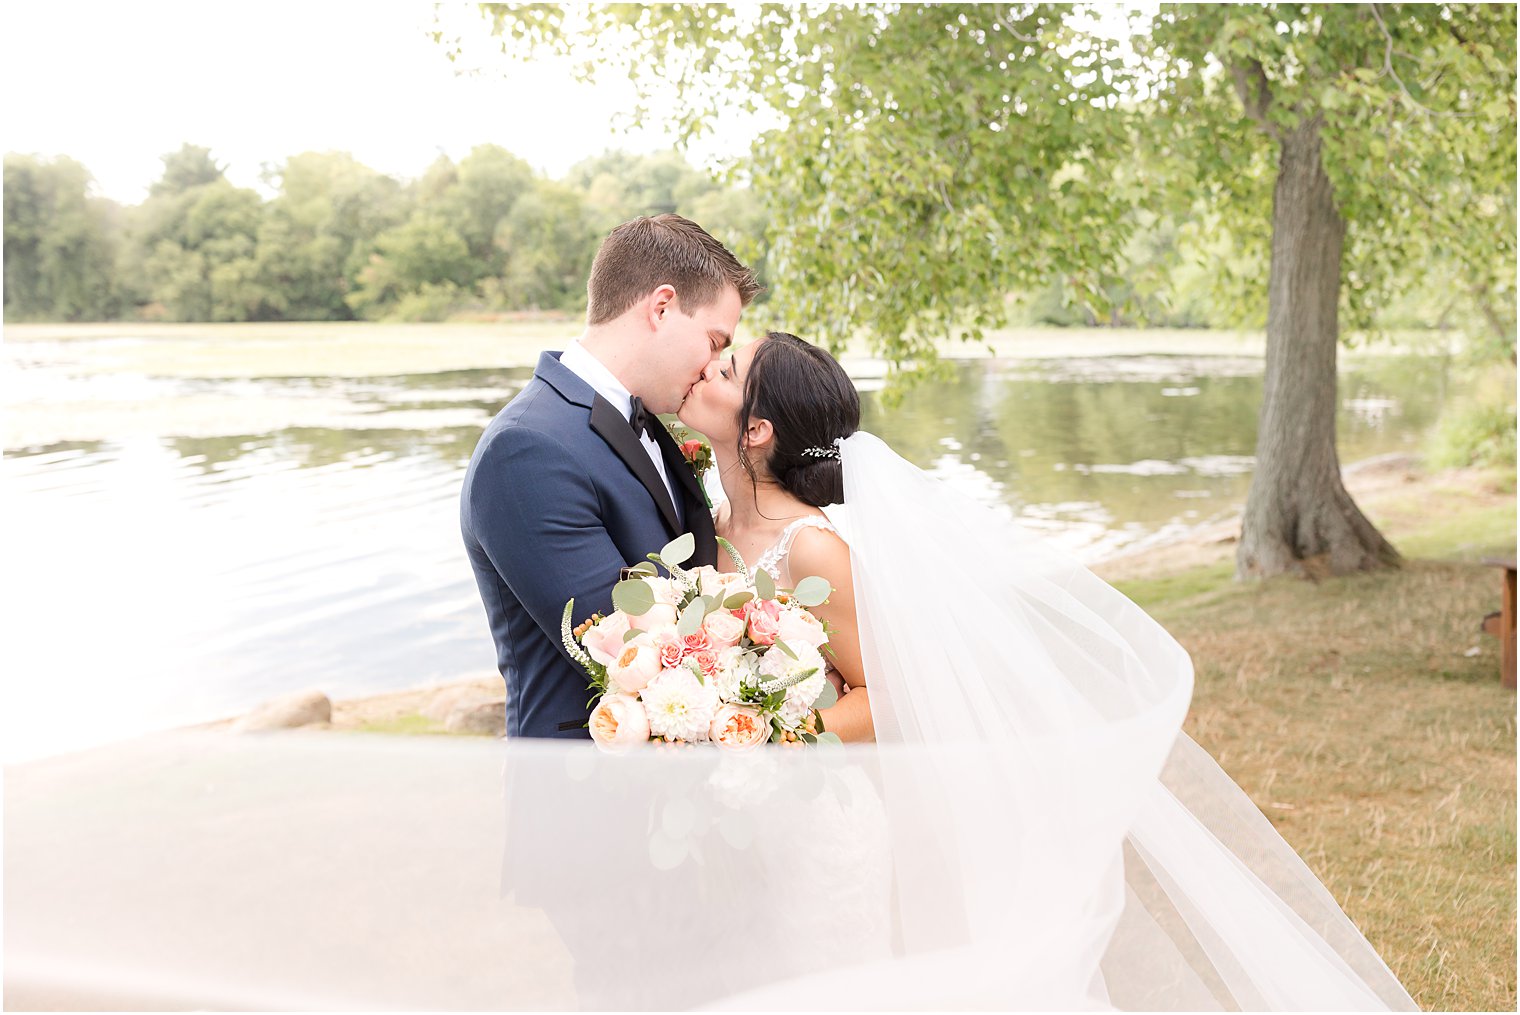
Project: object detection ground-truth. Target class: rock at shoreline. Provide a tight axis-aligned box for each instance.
[420,683,490,722]
[233,690,332,732]
[445,697,505,736]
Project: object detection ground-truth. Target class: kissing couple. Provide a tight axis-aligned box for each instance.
[458,215,1416,1010]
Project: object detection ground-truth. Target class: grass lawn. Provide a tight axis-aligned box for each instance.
[1115,475,1516,1011]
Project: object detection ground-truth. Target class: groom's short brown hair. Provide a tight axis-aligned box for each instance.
[586,214,761,325]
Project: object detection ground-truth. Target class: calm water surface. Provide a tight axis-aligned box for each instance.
[2,338,1458,761]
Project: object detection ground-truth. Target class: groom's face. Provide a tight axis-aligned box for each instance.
[651,285,743,415]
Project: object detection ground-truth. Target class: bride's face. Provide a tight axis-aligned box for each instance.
[677,339,761,447]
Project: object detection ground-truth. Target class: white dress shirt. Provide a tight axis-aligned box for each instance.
[558,341,680,512]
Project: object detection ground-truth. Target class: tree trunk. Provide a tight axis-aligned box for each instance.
[1236,118,1400,579]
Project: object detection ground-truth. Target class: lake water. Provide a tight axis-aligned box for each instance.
[1,333,1459,762]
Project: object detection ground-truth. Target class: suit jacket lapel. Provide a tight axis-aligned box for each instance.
[654,425,719,567]
[588,395,681,536]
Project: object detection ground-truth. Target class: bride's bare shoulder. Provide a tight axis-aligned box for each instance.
[786,521,852,583]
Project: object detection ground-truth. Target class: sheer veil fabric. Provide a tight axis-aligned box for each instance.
[826,432,1416,1011]
[3,432,1415,1010]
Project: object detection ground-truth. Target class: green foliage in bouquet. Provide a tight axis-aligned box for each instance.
[562,531,845,745]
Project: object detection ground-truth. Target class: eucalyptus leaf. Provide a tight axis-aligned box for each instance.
[792,575,832,608]
[816,731,844,748]
[754,567,776,601]
[611,578,656,617]
[627,561,658,578]
[775,640,798,661]
[622,628,644,644]
[676,601,706,638]
[723,591,754,610]
[811,679,838,710]
[660,532,695,567]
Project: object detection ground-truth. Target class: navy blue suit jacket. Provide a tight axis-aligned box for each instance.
[461,351,719,738]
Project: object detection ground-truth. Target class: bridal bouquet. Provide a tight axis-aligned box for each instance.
[562,533,843,751]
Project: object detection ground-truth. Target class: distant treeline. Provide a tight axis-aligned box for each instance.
[3,144,766,324]
[1,142,1453,329]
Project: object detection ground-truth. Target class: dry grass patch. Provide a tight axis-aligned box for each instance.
[1121,556,1516,1011]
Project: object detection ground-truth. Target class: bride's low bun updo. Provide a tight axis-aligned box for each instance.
[739,332,860,507]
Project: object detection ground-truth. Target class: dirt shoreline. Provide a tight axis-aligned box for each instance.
[211,452,1508,735]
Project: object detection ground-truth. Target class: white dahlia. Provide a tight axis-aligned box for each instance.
[640,668,721,742]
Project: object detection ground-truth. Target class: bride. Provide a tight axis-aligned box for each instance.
[673,330,1416,1010]
[4,332,1417,1011]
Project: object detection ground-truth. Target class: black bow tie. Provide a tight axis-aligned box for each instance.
[627,396,657,442]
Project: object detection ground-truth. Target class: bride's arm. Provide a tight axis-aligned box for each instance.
[787,527,873,743]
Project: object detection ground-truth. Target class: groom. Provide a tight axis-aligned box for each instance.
[461,214,760,738]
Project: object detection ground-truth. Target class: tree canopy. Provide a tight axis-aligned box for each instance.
[470,3,1515,368]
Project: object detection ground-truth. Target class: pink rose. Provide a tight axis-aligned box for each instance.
[691,648,721,679]
[744,598,782,646]
[701,610,745,649]
[589,694,650,750]
[681,439,706,462]
[607,640,660,694]
[656,634,687,670]
[709,703,769,751]
[581,611,632,667]
[682,630,712,654]
[776,607,829,650]
[628,603,679,632]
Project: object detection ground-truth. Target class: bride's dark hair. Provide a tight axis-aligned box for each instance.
[738,331,860,507]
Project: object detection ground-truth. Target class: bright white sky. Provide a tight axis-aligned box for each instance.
[0,1,756,204]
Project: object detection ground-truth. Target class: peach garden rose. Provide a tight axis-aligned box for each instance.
[589,694,650,749]
[709,703,769,751]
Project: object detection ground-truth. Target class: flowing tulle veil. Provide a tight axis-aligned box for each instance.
[822,431,1416,1010]
[4,432,1416,1010]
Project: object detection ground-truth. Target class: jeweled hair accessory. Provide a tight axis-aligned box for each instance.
[800,445,841,460]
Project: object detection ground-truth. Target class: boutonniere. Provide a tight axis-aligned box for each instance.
[666,423,715,506]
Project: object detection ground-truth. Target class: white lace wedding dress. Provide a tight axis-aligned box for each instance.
[2,433,1417,1010]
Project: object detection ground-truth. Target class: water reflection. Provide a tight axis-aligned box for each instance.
[860,356,1451,557]
[2,348,1459,762]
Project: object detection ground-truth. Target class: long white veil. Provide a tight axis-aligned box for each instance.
[828,431,1416,1010]
[3,432,1415,1010]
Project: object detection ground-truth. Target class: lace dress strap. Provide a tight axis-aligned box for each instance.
[751,515,838,586]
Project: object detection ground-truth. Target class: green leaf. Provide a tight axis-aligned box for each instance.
[791,575,832,608]
[815,731,843,747]
[623,628,644,644]
[661,532,695,567]
[676,600,706,637]
[775,640,798,660]
[723,591,754,610]
[754,567,776,601]
[811,679,838,710]
[612,578,656,616]
[627,561,657,578]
